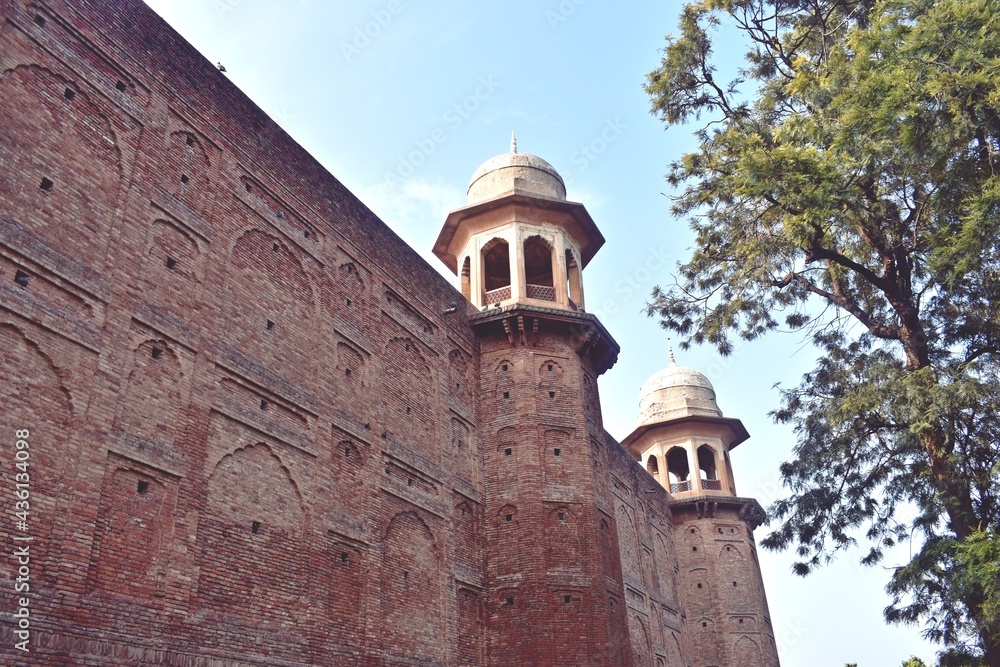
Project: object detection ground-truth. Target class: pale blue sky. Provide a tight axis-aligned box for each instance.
[143,1,936,664]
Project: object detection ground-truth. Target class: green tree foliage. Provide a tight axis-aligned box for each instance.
[902,657,929,667]
[644,0,1000,662]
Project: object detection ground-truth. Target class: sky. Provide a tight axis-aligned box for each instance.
[141,1,937,664]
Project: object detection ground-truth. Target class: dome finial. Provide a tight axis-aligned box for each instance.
[510,131,517,154]
[668,339,677,365]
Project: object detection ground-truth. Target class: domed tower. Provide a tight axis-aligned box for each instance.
[437,138,623,665]
[434,133,603,312]
[629,349,747,497]
[621,350,781,667]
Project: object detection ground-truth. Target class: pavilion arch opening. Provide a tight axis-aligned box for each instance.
[666,447,691,493]
[646,455,660,484]
[524,235,555,301]
[481,238,510,302]
[565,248,582,307]
[698,445,721,490]
[460,256,471,300]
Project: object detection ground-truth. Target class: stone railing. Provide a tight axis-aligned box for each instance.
[670,480,692,493]
[526,284,556,301]
[701,479,723,491]
[485,286,511,303]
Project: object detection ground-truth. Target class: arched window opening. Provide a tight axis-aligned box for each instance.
[524,235,555,301]
[666,447,691,493]
[698,445,721,490]
[646,455,660,483]
[565,249,582,309]
[482,238,511,303]
[460,256,471,301]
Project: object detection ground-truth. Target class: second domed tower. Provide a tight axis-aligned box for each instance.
[433,134,604,311]
[626,352,748,497]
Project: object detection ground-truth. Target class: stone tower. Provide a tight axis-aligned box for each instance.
[621,352,781,666]
[434,138,625,665]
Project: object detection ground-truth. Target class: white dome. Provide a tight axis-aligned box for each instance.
[638,360,722,425]
[467,138,566,204]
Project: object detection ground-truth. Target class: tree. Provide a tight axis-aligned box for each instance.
[644,0,1000,662]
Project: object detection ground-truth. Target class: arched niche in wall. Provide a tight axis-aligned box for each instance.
[0,65,122,262]
[380,511,442,664]
[196,443,304,625]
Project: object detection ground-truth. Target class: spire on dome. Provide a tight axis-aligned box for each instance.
[510,131,517,154]
[668,339,677,365]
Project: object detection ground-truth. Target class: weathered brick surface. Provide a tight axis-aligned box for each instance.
[0,1,777,665]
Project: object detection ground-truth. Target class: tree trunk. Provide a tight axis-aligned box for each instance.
[904,322,998,661]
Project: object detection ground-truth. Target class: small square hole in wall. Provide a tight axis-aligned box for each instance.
[137,480,149,495]
[505,597,514,606]
[343,445,351,458]
[739,618,744,624]
[505,514,513,522]
[692,546,698,552]
[718,527,724,534]
[406,406,411,416]
[33,14,46,27]
[266,319,275,331]
[502,391,510,399]
[165,257,177,269]
[245,183,253,193]
[504,448,512,456]
[549,391,556,399]
[304,230,311,239]
[558,512,565,521]
[63,88,75,101]
[733,581,738,587]
[345,368,352,378]
[554,448,561,457]
[340,552,349,563]
[251,520,260,534]
[402,570,408,581]
[14,270,29,289]
[276,211,284,219]
[260,399,267,410]
[272,242,279,252]
[406,478,412,486]
[180,174,189,184]
[564,595,571,604]
[186,134,195,146]
[548,364,553,372]
[115,80,127,92]
[702,622,708,628]
[346,298,352,306]
[39,177,53,192]
[502,364,508,371]
[151,347,162,359]
[697,583,702,589]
